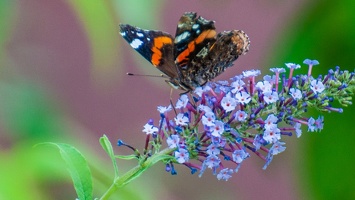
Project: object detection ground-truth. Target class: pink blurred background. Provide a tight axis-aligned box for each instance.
[1,1,322,199]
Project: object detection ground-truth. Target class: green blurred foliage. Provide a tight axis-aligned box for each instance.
[114,0,163,25]
[0,80,81,199]
[269,1,355,199]
[66,0,123,86]
[0,82,63,139]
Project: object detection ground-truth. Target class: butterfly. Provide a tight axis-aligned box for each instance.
[119,12,250,92]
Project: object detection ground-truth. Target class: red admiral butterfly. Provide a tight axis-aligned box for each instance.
[119,12,250,91]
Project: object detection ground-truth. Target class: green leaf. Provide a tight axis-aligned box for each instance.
[99,135,119,178]
[36,143,93,200]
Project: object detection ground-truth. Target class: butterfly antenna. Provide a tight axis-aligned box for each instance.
[126,72,169,78]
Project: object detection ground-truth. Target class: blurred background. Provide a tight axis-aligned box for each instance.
[0,0,354,199]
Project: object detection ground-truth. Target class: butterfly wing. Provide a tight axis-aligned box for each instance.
[174,12,217,69]
[119,24,179,79]
[119,13,250,91]
[192,30,250,85]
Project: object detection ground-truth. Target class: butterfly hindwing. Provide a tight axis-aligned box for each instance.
[174,12,217,69]
[190,30,250,84]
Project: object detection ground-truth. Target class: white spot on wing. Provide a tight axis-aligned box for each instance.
[192,24,199,30]
[136,32,144,37]
[120,31,126,36]
[175,31,190,43]
[130,39,143,49]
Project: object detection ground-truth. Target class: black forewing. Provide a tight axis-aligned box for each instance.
[119,24,178,79]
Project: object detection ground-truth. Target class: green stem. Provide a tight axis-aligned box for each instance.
[99,148,174,200]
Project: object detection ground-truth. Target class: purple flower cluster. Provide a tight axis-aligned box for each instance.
[135,59,354,180]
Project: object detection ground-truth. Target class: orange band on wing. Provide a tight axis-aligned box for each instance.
[195,29,216,44]
[176,29,216,64]
[151,36,173,66]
